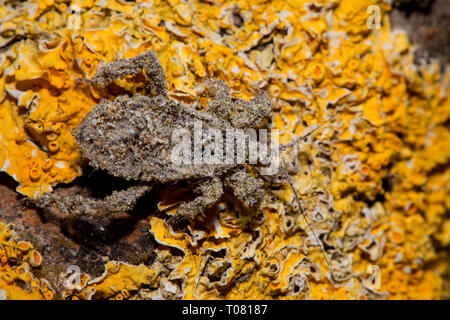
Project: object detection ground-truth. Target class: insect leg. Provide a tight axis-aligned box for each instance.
[34,185,152,219]
[83,49,168,96]
[279,120,330,151]
[285,174,331,268]
[230,90,272,129]
[224,170,265,208]
[206,79,233,121]
[205,79,272,128]
[176,177,223,221]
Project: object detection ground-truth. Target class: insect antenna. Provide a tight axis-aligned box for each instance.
[277,119,332,268]
[78,167,99,195]
[286,175,330,268]
[279,119,330,152]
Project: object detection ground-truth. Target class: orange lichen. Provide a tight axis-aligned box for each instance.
[0,223,54,300]
[60,261,158,300]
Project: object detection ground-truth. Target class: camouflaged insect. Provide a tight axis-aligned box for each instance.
[34,50,273,221]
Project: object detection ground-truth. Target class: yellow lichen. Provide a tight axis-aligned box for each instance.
[0,223,54,300]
